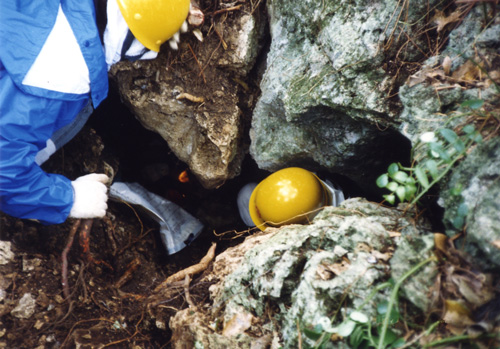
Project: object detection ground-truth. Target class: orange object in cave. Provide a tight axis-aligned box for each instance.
[178,170,190,183]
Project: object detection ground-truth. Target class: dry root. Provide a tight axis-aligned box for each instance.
[154,242,216,292]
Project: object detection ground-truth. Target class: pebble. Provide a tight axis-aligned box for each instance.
[11,293,36,319]
[22,256,41,271]
[0,242,14,265]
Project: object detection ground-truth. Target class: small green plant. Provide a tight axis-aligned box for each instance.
[376,111,483,209]
[301,257,436,349]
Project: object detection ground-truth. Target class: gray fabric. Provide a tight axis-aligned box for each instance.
[35,99,94,165]
[51,98,93,150]
[109,182,204,255]
[237,182,258,227]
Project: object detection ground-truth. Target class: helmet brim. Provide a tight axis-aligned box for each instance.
[248,181,268,231]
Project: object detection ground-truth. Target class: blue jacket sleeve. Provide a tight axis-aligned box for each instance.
[0,66,87,224]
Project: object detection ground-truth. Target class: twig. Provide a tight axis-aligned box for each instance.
[79,219,94,262]
[47,301,75,328]
[79,218,113,270]
[187,43,207,84]
[154,243,216,292]
[251,0,263,15]
[61,318,133,349]
[183,275,195,308]
[455,0,498,3]
[62,219,81,300]
[114,257,141,289]
[210,5,242,16]
[213,24,228,50]
[75,260,88,302]
[158,305,180,312]
[101,311,145,348]
[102,217,118,256]
[200,41,222,77]
[399,320,441,348]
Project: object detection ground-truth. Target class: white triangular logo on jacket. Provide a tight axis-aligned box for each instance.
[23,5,90,94]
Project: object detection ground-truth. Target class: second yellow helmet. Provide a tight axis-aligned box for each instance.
[248,168,332,231]
[117,0,190,52]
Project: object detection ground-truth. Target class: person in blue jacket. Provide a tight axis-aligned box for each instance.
[0,0,190,225]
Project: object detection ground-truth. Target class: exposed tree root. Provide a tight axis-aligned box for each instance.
[62,219,81,300]
[154,242,216,292]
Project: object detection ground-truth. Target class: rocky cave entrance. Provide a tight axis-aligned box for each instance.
[89,86,263,244]
[87,85,375,257]
[2,1,488,346]
[0,72,422,349]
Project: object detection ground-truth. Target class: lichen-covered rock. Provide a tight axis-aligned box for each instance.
[398,6,500,144]
[441,137,500,270]
[396,5,500,270]
[217,13,266,76]
[394,4,500,270]
[390,233,437,311]
[169,198,438,348]
[249,0,440,193]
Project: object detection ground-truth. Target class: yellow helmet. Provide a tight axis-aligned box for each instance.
[249,168,332,231]
[117,0,190,52]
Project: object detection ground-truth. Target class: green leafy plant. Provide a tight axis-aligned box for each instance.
[376,119,483,208]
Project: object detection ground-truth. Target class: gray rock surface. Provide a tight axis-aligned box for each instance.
[249,0,440,192]
[395,5,500,269]
[390,233,437,311]
[441,137,500,269]
[169,198,437,348]
[398,6,500,144]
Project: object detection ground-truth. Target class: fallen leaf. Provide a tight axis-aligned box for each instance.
[434,233,449,254]
[330,333,342,341]
[316,263,335,280]
[355,242,372,253]
[371,250,392,262]
[443,299,475,334]
[426,70,446,80]
[491,240,500,249]
[222,311,253,337]
[316,260,350,279]
[452,61,480,82]
[433,9,462,32]
[407,68,446,87]
[251,334,272,349]
[451,273,495,307]
[442,56,452,76]
[408,73,427,87]
[388,231,401,238]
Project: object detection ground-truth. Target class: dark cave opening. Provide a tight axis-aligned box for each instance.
[88,86,271,257]
[88,85,445,257]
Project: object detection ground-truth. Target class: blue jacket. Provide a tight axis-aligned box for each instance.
[0,0,108,224]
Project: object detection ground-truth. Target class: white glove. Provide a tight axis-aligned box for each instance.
[69,174,109,219]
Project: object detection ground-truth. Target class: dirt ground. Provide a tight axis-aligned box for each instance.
[0,120,261,348]
[0,1,268,347]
